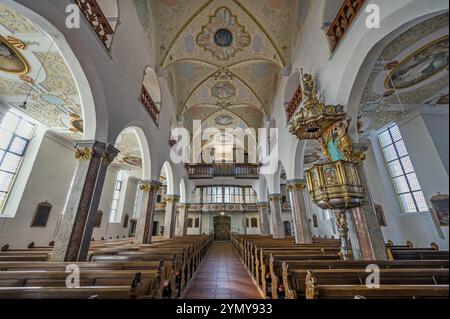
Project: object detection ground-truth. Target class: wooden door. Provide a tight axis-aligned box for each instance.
[214,216,231,241]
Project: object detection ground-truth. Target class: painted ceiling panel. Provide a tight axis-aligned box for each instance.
[358,13,449,134]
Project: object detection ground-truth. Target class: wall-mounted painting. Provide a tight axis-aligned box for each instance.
[375,204,388,227]
[0,35,30,75]
[387,36,449,90]
[30,202,52,227]
[430,193,449,227]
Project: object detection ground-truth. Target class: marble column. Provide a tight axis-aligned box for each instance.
[287,180,313,244]
[164,195,180,239]
[268,194,284,239]
[176,203,189,237]
[257,202,270,236]
[135,181,161,245]
[350,144,388,260]
[52,141,119,262]
[198,212,203,235]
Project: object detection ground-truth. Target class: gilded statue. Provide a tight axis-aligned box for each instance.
[336,120,353,162]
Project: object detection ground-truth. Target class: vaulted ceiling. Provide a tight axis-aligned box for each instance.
[136,0,300,132]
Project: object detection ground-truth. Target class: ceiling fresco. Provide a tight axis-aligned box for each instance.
[358,13,449,134]
[135,0,300,135]
[0,4,82,132]
[0,4,143,177]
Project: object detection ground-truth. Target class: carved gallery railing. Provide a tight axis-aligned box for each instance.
[286,84,303,123]
[187,164,259,179]
[186,203,259,213]
[140,86,160,126]
[75,0,114,49]
[326,0,366,53]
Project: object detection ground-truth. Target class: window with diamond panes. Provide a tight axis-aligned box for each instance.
[0,110,35,212]
[378,124,428,213]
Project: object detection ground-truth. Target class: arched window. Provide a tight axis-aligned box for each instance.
[251,218,258,228]
[245,218,250,228]
[109,172,124,223]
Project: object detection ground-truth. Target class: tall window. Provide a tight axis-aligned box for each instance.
[132,185,142,219]
[244,188,256,203]
[109,173,123,222]
[0,110,35,212]
[378,124,428,213]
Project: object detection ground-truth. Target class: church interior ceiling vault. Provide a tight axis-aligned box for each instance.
[136,0,301,138]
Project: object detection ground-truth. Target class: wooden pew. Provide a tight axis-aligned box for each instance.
[282,267,449,299]
[0,286,138,299]
[304,271,449,299]
[0,270,163,298]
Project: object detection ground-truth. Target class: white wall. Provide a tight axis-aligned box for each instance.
[0,133,139,248]
[0,133,77,248]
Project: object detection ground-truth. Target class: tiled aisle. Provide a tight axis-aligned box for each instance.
[183,242,263,299]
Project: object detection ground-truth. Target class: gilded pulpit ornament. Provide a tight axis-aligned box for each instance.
[74,147,93,161]
[196,7,251,61]
[289,71,365,260]
[289,72,346,140]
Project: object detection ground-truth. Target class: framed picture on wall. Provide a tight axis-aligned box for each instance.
[430,193,449,227]
[375,204,388,227]
[30,202,52,227]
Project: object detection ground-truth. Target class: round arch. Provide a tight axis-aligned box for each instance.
[143,66,162,109]
[161,161,175,195]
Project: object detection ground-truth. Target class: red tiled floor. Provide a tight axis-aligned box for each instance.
[183,242,263,299]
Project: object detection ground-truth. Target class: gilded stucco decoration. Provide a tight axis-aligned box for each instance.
[196,7,251,61]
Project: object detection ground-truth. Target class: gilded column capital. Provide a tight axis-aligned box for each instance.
[74,147,94,161]
[287,179,307,192]
[257,202,270,209]
[139,180,161,192]
[268,194,281,202]
[74,140,105,161]
[101,144,120,165]
[165,195,180,203]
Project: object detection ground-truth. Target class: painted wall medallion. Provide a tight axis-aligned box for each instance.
[211,81,236,100]
[387,36,449,90]
[197,7,251,61]
[123,156,143,168]
[0,35,30,75]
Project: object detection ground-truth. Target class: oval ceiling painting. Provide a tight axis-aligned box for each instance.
[387,36,449,90]
[0,35,30,75]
